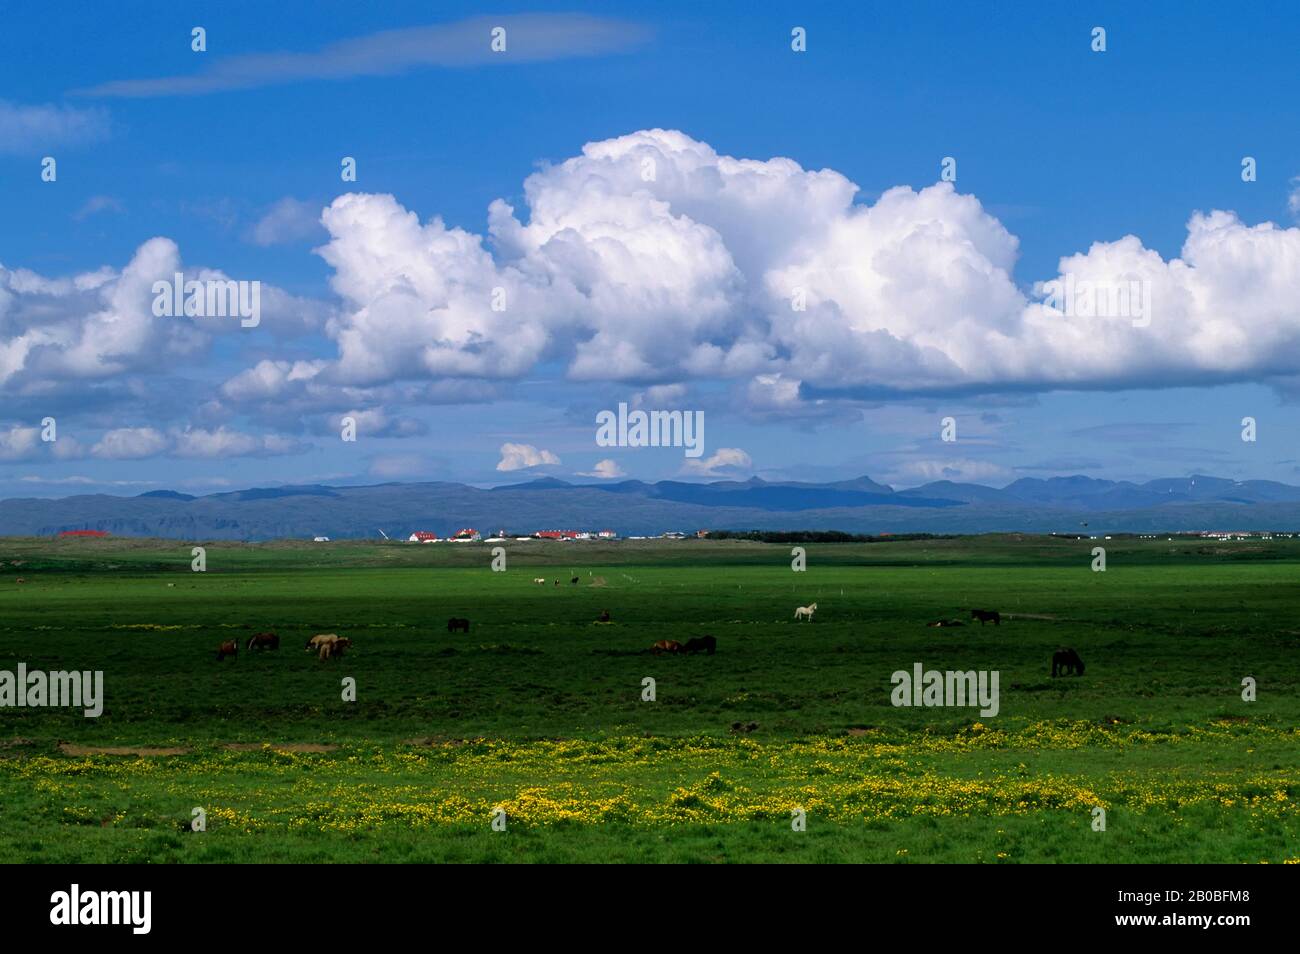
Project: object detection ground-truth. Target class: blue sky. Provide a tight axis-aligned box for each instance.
[2,0,1299,496]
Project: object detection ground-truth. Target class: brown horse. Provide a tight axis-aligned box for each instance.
[650,639,683,655]
[215,640,239,661]
[247,631,279,651]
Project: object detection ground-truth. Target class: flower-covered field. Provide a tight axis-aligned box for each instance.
[1,536,1297,862]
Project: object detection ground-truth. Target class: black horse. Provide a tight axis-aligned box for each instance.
[682,635,717,655]
[447,617,470,633]
[1051,648,1085,677]
[970,609,1001,626]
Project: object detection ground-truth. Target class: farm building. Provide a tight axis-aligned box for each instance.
[450,528,481,542]
[597,529,617,539]
[408,531,440,543]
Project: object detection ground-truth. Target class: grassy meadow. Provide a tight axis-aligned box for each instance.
[0,533,1297,862]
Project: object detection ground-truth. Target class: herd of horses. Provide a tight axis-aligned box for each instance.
[215,630,351,661]
[212,591,1085,678]
[923,609,1084,676]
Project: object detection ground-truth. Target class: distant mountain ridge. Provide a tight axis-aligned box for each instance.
[3,473,1300,540]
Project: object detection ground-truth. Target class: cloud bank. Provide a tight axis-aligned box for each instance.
[311,129,1300,406]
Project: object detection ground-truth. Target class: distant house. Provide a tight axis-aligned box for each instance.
[408,531,440,543]
[534,529,581,540]
[450,528,481,542]
[58,530,109,538]
[596,529,617,539]
[313,536,330,542]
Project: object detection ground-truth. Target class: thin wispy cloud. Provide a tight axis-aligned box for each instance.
[0,99,110,153]
[74,14,652,98]
[247,197,324,246]
[72,195,125,221]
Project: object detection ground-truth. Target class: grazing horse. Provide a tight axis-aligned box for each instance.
[682,635,717,655]
[306,633,340,651]
[320,637,352,660]
[215,639,239,661]
[650,639,684,655]
[447,617,470,633]
[246,631,279,651]
[794,602,817,622]
[533,578,547,585]
[570,576,580,585]
[1051,648,1085,677]
[970,609,1001,626]
[596,609,611,623]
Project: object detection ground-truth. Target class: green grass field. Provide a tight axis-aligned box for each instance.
[1,534,1297,862]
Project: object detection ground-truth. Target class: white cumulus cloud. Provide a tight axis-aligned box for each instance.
[681,446,752,477]
[496,442,560,471]
[578,458,625,479]
[306,129,1300,406]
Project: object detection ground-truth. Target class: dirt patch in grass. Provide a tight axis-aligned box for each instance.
[402,737,469,748]
[59,744,189,756]
[223,742,339,753]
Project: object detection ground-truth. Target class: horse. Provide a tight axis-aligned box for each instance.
[215,640,239,661]
[320,637,352,660]
[533,578,546,585]
[794,602,817,622]
[970,609,1001,626]
[570,576,580,585]
[596,609,612,623]
[650,639,683,655]
[306,633,340,651]
[682,635,716,655]
[928,619,965,628]
[447,617,470,633]
[1051,648,1085,677]
[246,631,279,651]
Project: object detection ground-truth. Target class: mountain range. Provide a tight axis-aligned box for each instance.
[3,473,1300,540]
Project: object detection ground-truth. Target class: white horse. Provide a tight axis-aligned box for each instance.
[794,602,817,622]
[532,577,547,585]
